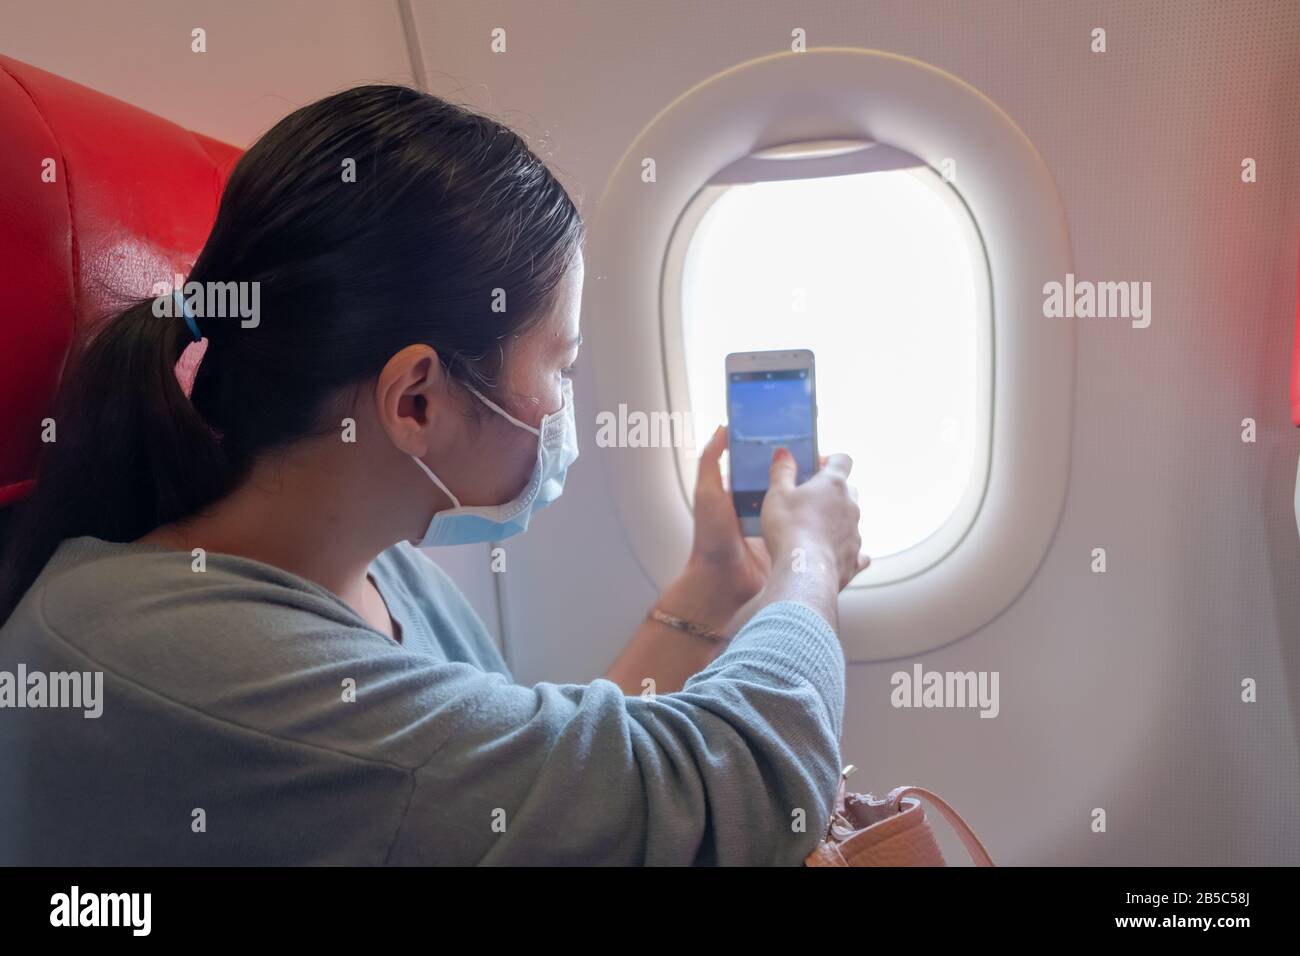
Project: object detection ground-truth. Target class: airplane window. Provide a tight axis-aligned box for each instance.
[668,165,991,572]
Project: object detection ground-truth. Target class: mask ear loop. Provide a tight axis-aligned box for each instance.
[410,454,462,508]
[464,383,542,436]
[410,379,555,509]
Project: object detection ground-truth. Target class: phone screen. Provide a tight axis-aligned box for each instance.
[727,367,817,524]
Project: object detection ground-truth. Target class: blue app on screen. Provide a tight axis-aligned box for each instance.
[727,370,816,496]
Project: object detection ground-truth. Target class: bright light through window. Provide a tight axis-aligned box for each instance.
[675,167,988,559]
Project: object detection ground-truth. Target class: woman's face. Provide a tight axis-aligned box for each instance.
[438,256,585,508]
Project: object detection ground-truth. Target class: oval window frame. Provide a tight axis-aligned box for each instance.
[584,48,1074,660]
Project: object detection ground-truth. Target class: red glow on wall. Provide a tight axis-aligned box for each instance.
[1294,241,1300,426]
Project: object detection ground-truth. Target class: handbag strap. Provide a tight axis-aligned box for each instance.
[886,785,995,867]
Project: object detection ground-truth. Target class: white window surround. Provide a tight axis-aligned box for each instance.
[584,48,1075,661]
[662,160,993,586]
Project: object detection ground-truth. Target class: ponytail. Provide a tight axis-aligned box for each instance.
[0,300,236,621]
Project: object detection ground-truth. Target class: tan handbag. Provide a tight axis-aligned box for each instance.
[805,765,995,867]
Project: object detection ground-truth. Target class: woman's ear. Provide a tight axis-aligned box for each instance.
[374,344,449,457]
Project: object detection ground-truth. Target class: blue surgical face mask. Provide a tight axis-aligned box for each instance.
[410,377,578,547]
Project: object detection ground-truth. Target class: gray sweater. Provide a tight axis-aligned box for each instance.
[0,536,845,865]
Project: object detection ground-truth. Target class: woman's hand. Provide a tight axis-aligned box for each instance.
[761,447,871,595]
[656,425,770,633]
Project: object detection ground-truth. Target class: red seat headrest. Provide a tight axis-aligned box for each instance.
[0,55,242,506]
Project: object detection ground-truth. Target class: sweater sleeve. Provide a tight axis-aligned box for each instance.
[388,599,845,865]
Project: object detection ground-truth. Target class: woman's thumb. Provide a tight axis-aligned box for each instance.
[769,446,797,490]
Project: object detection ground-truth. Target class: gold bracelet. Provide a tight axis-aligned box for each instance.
[648,607,731,643]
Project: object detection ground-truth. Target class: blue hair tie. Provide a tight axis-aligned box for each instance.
[174,288,202,341]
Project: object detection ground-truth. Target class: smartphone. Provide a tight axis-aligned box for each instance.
[725,349,819,536]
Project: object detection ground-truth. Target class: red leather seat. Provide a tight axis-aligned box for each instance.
[0,54,241,506]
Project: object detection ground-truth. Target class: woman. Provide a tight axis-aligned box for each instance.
[0,85,867,865]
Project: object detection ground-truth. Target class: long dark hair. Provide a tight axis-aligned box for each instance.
[0,85,585,621]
